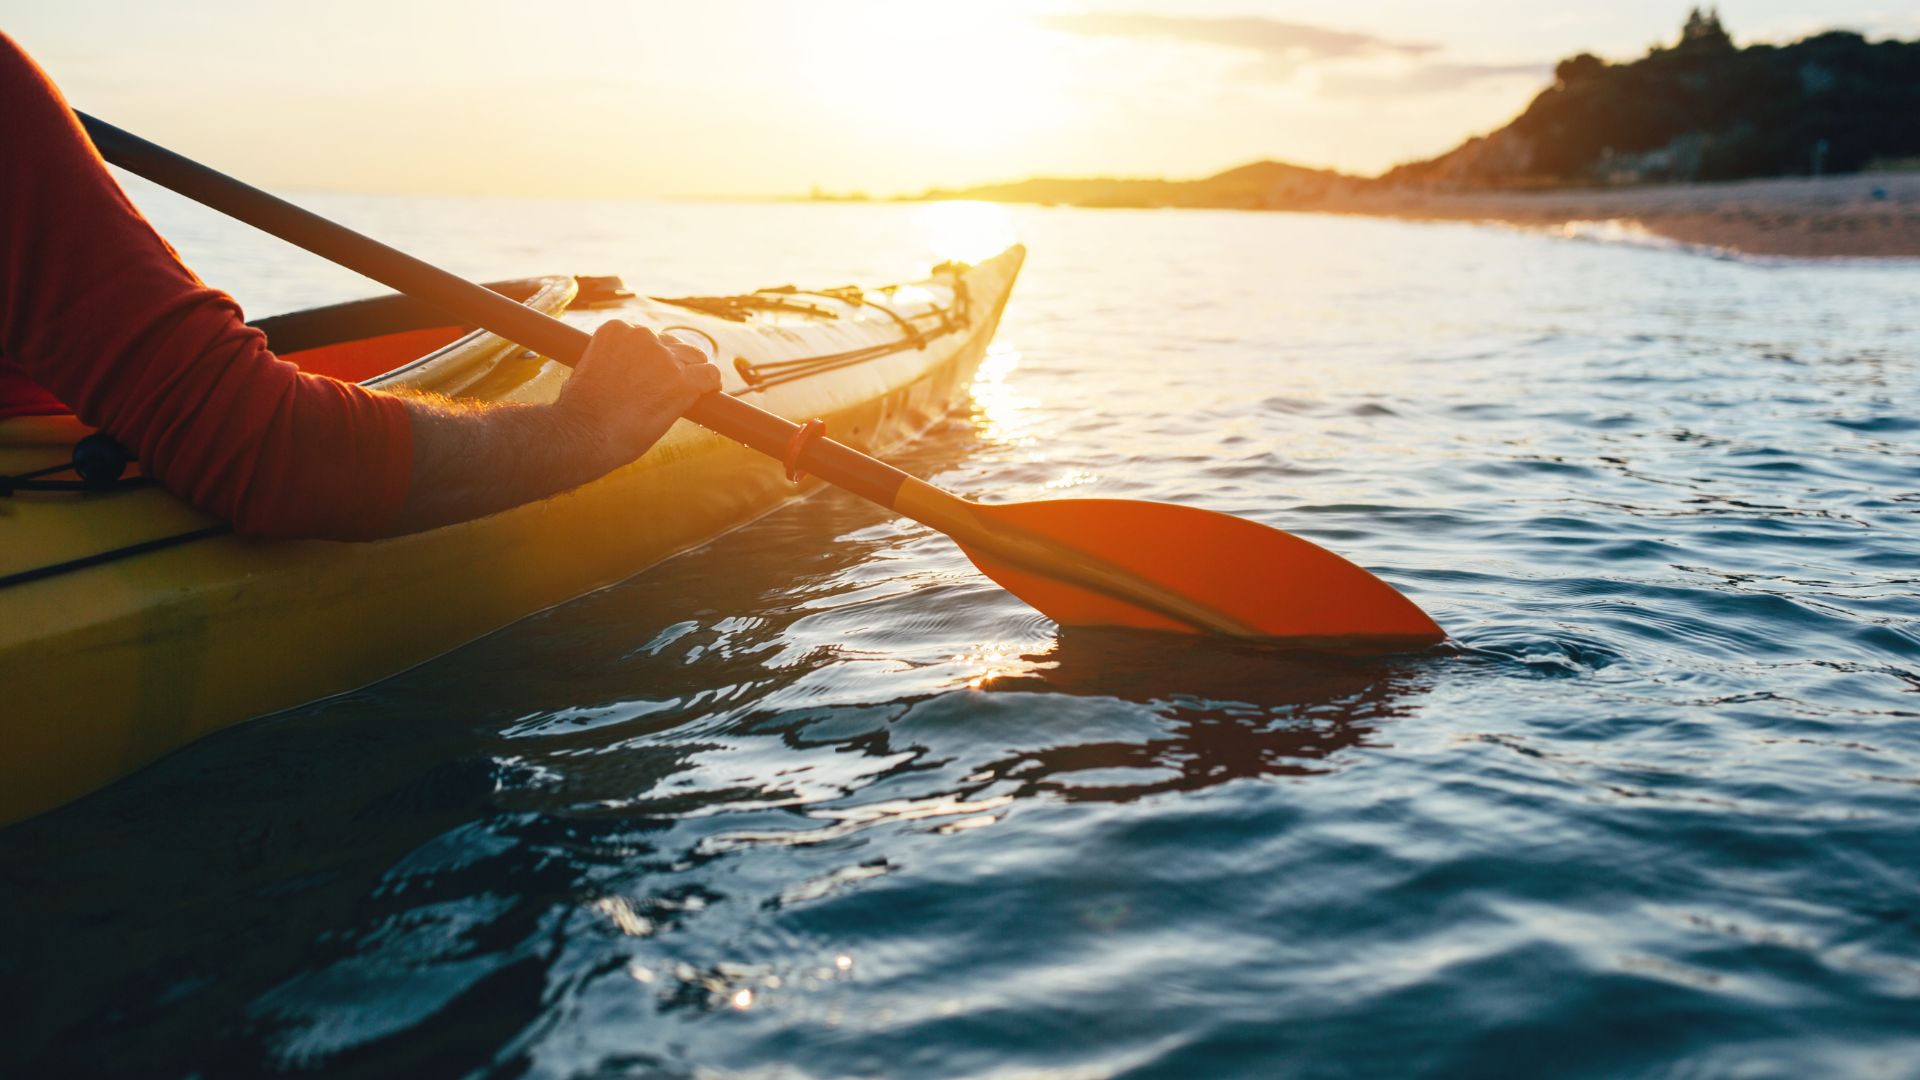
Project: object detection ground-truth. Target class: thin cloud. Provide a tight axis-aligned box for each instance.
[1322,62,1550,98]
[1038,13,1439,60]
[1041,14,1545,97]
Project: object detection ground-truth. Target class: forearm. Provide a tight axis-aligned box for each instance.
[387,319,722,535]
[386,392,680,535]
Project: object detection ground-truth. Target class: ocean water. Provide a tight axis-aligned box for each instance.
[3,187,1918,1078]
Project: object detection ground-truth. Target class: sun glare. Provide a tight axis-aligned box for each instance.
[916,200,1017,265]
[969,340,1034,451]
[951,640,1054,689]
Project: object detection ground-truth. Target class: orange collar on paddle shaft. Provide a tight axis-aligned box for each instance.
[783,419,828,483]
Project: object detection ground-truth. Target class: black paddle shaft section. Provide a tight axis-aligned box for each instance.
[76,112,913,507]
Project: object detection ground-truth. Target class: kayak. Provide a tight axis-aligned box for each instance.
[0,245,1025,826]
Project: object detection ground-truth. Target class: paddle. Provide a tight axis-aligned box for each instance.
[77,112,1444,648]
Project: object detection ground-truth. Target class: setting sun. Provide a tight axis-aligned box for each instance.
[788,4,1077,161]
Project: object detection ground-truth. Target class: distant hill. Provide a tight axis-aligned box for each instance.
[1385,10,1920,188]
[913,160,1354,210]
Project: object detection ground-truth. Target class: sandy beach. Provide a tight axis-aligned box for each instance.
[1322,172,1920,259]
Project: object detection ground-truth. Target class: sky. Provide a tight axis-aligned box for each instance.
[7,1,1918,198]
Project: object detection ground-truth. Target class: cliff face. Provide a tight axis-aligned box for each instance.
[1384,14,1920,189]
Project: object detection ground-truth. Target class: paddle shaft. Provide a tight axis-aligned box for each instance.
[76,112,915,508]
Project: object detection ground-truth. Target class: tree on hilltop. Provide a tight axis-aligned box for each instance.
[1554,53,1606,87]
[1680,7,1734,52]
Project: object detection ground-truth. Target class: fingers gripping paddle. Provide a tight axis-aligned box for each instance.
[77,112,1444,648]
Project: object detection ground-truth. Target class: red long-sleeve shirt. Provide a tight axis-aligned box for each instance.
[0,32,410,539]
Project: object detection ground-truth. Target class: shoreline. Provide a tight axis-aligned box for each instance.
[873,172,1920,260]
[1301,173,1920,260]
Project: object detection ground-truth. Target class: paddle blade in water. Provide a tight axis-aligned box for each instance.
[954,498,1445,647]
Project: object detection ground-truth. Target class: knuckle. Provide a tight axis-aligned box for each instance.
[592,319,629,339]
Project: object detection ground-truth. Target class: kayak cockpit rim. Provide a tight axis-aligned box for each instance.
[248,276,578,387]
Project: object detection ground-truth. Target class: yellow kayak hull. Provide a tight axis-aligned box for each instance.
[0,246,1023,826]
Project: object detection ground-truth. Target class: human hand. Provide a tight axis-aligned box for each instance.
[556,319,723,461]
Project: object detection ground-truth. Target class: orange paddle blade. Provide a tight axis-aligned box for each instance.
[955,498,1445,647]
